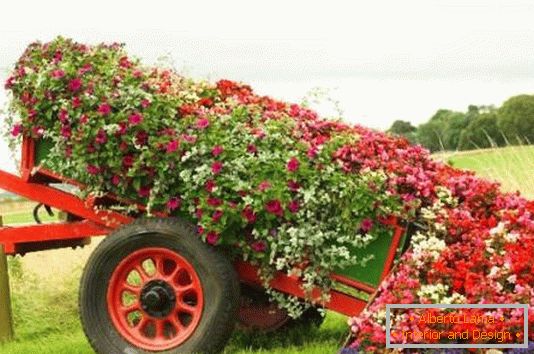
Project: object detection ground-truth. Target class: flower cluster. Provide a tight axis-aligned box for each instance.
[4,38,533,344]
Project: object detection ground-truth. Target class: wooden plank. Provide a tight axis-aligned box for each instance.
[0,216,14,342]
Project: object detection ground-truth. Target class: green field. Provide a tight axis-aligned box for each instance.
[1,145,532,353]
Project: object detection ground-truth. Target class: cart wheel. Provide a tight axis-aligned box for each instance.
[79,218,240,354]
[238,284,324,333]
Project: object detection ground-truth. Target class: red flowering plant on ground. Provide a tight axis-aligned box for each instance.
[3,38,533,346]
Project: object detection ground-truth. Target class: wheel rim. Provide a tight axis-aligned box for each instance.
[107,247,204,351]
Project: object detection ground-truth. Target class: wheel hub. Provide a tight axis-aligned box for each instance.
[140,280,176,318]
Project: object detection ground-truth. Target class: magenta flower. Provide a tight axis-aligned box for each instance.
[128,112,143,125]
[50,69,65,79]
[60,126,72,139]
[98,103,111,116]
[86,164,100,175]
[122,155,135,168]
[287,157,300,172]
[68,78,82,92]
[11,124,22,137]
[4,76,15,89]
[258,181,271,192]
[211,161,223,174]
[205,179,216,193]
[265,200,284,217]
[182,134,197,144]
[195,118,210,129]
[167,197,181,211]
[138,186,151,198]
[207,197,223,207]
[141,99,150,108]
[288,200,300,213]
[247,144,258,154]
[111,175,121,186]
[206,231,219,245]
[287,180,300,192]
[307,146,318,159]
[95,129,107,144]
[212,210,223,222]
[242,205,257,223]
[360,218,374,233]
[72,96,81,108]
[166,140,180,153]
[212,145,224,157]
[78,63,92,75]
[251,240,267,252]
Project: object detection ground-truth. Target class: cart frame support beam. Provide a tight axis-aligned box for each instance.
[0,216,14,343]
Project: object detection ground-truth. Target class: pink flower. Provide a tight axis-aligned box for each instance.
[111,175,121,186]
[72,97,81,108]
[58,109,69,123]
[205,180,216,193]
[307,146,318,159]
[265,200,284,217]
[122,155,135,168]
[242,205,257,223]
[50,69,65,79]
[11,124,22,137]
[258,181,271,192]
[288,200,300,213]
[141,99,150,108]
[360,218,374,233]
[206,231,219,245]
[86,165,100,175]
[4,76,15,89]
[251,240,267,252]
[182,134,197,144]
[212,145,224,157]
[128,112,143,125]
[212,210,223,222]
[78,63,92,75]
[80,114,89,124]
[60,126,72,139]
[211,161,223,174]
[167,197,181,211]
[196,118,210,129]
[287,157,300,172]
[68,78,82,92]
[166,140,180,153]
[98,103,111,116]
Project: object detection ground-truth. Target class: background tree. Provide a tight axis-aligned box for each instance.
[458,112,504,150]
[388,120,417,143]
[497,94,534,144]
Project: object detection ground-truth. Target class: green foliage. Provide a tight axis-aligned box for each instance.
[387,120,416,143]
[458,112,504,150]
[497,94,534,144]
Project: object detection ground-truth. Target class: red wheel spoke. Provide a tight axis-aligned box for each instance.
[135,316,150,332]
[153,255,164,277]
[135,265,150,282]
[155,319,166,339]
[120,303,140,316]
[176,283,194,292]
[178,300,197,314]
[122,283,141,295]
[169,315,186,332]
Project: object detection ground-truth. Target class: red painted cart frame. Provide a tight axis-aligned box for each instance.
[0,137,405,317]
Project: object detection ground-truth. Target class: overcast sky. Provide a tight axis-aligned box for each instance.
[1,0,534,172]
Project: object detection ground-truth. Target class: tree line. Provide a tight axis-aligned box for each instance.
[388,94,534,152]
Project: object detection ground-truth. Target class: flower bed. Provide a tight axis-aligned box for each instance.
[4,38,533,349]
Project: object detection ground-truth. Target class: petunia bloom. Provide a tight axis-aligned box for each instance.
[287,157,300,172]
[211,161,223,174]
[167,197,181,211]
[212,145,224,157]
[265,200,284,217]
[98,103,111,116]
[128,112,143,125]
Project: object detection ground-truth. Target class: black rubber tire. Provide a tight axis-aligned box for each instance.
[79,217,240,354]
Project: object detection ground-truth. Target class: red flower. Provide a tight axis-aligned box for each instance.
[60,126,72,139]
[128,112,143,125]
[95,129,107,144]
[68,78,82,92]
[212,161,223,174]
[166,140,180,153]
[179,104,196,116]
[141,99,150,109]
[72,96,81,108]
[167,197,181,211]
[119,56,132,68]
[212,145,224,157]
[98,103,111,116]
[205,180,216,193]
[50,69,65,79]
[4,76,15,89]
[11,124,22,137]
[78,63,92,75]
[288,200,300,213]
[247,144,258,154]
[196,118,210,129]
[122,155,135,168]
[206,231,220,245]
[242,205,257,223]
[58,109,69,123]
[198,97,213,107]
[287,157,300,172]
[265,200,284,217]
[138,186,151,198]
[251,240,267,252]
